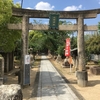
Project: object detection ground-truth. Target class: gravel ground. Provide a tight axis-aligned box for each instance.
[50,58,100,100]
[5,56,100,100]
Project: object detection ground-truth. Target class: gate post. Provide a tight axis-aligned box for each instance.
[76,14,88,87]
[20,15,29,86]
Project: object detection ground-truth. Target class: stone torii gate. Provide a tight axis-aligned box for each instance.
[8,8,100,87]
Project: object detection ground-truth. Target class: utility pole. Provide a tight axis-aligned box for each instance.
[21,0,23,8]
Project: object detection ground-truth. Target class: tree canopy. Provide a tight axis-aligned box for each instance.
[0,0,21,52]
[29,20,75,57]
[85,34,100,54]
[0,0,12,24]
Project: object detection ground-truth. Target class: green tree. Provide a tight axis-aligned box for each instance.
[29,30,45,53]
[0,0,12,24]
[71,36,77,49]
[0,0,21,52]
[29,20,74,57]
[85,34,100,54]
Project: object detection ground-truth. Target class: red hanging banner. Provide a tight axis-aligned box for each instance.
[65,38,70,57]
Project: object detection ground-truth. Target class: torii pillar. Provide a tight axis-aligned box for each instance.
[76,14,88,87]
[20,15,29,86]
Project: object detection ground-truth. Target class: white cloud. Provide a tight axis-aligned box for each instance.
[35,1,55,10]
[63,5,82,11]
[16,1,21,4]
[70,20,76,24]
[26,7,33,9]
[78,5,82,9]
[44,21,49,25]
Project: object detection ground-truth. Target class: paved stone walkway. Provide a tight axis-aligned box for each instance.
[37,56,79,100]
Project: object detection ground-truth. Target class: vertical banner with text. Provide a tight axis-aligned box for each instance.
[24,55,30,85]
[65,38,70,57]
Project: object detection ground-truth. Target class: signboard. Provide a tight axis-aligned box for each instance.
[49,13,59,29]
[23,55,30,85]
[65,38,70,57]
[23,64,30,85]
[25,55,30,64]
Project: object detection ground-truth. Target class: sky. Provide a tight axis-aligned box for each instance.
[13,0,100,25]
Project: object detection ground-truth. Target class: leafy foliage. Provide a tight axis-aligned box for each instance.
[29,30,45,52]
[29,20,75,57]
[0,0,12,24]
[85,34,100,54]
[0,0,21,52]
[71,36,77,49]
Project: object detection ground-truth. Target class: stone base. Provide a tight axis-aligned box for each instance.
[76,71,88,87]
[0,77,3,85]
[0,77,7,85]
[90,67,100,75]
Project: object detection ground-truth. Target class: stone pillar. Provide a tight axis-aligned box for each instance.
[77,15,85,71]
[21,15,29,86]
[76,15,88,87]
[22,15,29,54]
[9,52,14,71]
[0,56,4,85]
[76,56,78,70]
[5,53,9,73]
[56,54,62,63]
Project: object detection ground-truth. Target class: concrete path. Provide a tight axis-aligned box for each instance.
[37,56,79,100]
